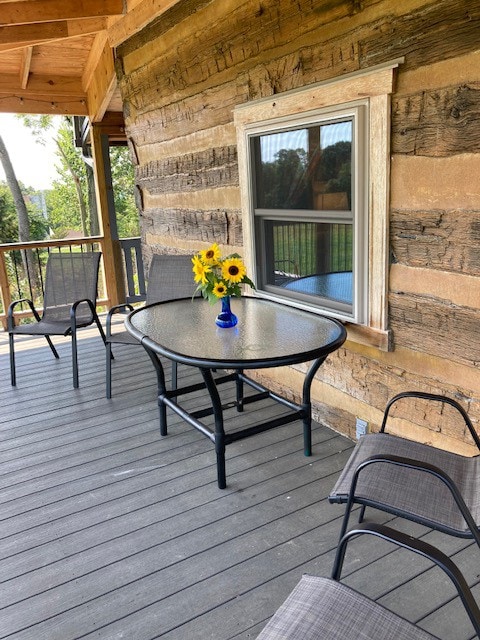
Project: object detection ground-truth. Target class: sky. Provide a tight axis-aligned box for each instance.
[0,113,61,191]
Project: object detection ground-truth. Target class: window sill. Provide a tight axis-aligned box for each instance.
[344,323,393,352]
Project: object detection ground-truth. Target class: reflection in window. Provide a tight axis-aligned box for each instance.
[263,220,353,306]
[255,120,352,211]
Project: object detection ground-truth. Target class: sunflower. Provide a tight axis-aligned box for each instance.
[212,281,228,298]
[200,242,221,266]
[221,257,247,284]
[192,254,211,285]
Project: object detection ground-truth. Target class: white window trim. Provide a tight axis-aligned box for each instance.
[234,59,403,350]
[249,102,367,324]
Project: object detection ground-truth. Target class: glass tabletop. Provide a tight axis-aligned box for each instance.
[126,296,346,369]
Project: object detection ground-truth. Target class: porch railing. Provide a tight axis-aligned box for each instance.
[0,236,148,330]
[119,237,146,304]
[0,237,109,330]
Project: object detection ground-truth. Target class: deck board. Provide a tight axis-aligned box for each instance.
[0,324,479,639]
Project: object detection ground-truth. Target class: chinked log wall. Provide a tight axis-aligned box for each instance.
[116,0,480,453]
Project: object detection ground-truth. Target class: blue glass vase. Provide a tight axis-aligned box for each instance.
[215,296,238,328]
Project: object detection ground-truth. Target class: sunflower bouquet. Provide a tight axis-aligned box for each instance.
[192,243,255,303]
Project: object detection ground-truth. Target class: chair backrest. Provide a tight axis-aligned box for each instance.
[145,254,198,305]
[42,251,102,324]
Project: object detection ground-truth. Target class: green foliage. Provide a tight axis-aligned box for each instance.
[260,148,310,209]
[0,183,18,242]
[0,181,48,243]
[8,116,139,241]
[16,114,53,145]
[45,119,87,237]
[45,180,82,237]
[110,146,139,237]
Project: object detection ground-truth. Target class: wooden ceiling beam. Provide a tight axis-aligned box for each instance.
[82,32,109,91]
[0,94,88,115]
[86,39,117,122]
[0,17,109,46]
[0,0,125,26]
[0,73,85,97]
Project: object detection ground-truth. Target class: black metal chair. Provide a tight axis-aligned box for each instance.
[257,521,480,639]
[8,251,106,389]
[329,391,480,547]
[105,253,197,398]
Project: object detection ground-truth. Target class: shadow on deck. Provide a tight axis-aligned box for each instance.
[0,325,478,639]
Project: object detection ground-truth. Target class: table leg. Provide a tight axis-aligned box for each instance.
[200,368,227,489]
[142,343,168,436]
[236,369,244,412]
[302,356,327,456]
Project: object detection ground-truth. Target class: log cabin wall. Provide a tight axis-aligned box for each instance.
[115,0,480,453]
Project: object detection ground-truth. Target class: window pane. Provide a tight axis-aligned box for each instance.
[254,120,352,211]
[261,220,353,306]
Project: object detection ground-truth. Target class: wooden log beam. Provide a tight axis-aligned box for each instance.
[0,0,125,26]
[390,208,480,276]
[389,291,480,369]
[392,83,480,157]
[108,0,184,47]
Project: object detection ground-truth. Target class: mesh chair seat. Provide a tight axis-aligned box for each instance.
[11,318,92,336]
[105,329,138,345]
[257,521,480,640]
[257,575,438,640]
[330,432,480,534]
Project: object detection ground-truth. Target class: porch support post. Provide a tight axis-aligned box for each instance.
[0,248,11,330]
[90,124,125,307]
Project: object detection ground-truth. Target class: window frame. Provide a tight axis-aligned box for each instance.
[248,101,368,323]
[234,60,402,350]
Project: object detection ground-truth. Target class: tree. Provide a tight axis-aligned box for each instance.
[54,120,90,236]
[260,147,310,209]
[0,183,18,242]
[0,134,31,244]
[0,134,41,287]
[15,115,139,240]
[18,115,93,237]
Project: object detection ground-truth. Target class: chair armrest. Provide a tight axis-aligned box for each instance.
[332,521,480,638]
[381,391,480,452]
[7,298,41,330]
[106,303,134,336]
[70,298,97,329]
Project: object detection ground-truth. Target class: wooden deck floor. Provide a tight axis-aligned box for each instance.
[0,323,479,640]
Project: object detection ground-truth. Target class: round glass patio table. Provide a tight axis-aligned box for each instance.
[126,296,346,488]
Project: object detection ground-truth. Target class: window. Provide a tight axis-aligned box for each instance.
[235,61,401,349]
[249,105,366,322]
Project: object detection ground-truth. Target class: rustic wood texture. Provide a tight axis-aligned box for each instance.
[259,350,480,455]
[114,0,480,452]
[392,83,480,156]
[389,291,480,369]
[145,207,242,246]
[0,324,479,639]
[390,208,480,275]
[136,146,238,194]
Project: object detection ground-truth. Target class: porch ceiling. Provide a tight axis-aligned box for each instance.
[0,0,184,121]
